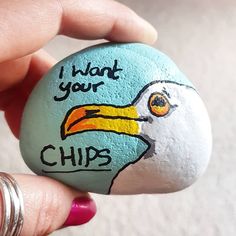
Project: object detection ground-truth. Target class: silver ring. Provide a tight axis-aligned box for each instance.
[0,173,24,236]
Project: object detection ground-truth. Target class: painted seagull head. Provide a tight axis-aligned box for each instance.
[61,80,212,193]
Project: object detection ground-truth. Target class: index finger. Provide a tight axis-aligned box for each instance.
[0,0,157,63]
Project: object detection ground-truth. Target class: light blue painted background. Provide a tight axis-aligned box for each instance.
[20,43,192,194]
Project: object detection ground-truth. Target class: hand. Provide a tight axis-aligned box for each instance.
[0,0,157,235]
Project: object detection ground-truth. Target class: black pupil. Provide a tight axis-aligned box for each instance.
[151,95,166,107]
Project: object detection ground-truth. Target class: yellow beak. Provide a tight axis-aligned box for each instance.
[61,105,145,140]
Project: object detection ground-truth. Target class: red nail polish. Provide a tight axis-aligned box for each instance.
[63,197,96,227]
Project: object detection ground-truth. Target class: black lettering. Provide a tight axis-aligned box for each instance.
[71,60,122,80]
[41,145,112,172]
[85,146,99,167]
[54,82,71,101]
[59,66,64,79]
[72,63,91,77]
[77,148,83,166]
[110,60,123,80]
[60,146,76,166]
[71,82,81,92]
[98,149,112,166]
[100,67,110,77]
[40,145,57,166]
[89,67,100,76]
[54,60,123,102]
[78,83,92,92]
[71,82,92,93]
[98,60,123,80]
[92,81,105,92]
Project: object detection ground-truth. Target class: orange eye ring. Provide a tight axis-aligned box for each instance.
[148,93,170,117]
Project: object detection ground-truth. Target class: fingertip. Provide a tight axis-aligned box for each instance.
[63,197,97,227]
[113,1,158,44]
[136,17,158,44]
[105,3,158,44]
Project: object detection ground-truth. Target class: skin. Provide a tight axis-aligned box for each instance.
[0,0,157,235]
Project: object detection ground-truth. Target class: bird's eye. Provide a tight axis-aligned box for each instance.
[148,93,170,117]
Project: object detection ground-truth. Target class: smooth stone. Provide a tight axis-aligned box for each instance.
[20,43,212,194]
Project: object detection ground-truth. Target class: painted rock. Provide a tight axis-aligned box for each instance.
[20,43,212,194]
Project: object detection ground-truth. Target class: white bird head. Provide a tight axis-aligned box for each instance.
[61,80,212,193]
[134,81,211,157]
[111,81,212,193]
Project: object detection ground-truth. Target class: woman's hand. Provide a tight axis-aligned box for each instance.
[0,0,157,235]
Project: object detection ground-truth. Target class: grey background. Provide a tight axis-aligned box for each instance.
[0,0,236,235]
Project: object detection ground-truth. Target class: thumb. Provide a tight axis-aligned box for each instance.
[0,174,96,236]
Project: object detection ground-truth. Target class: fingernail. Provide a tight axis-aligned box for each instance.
[63,197,97,227]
